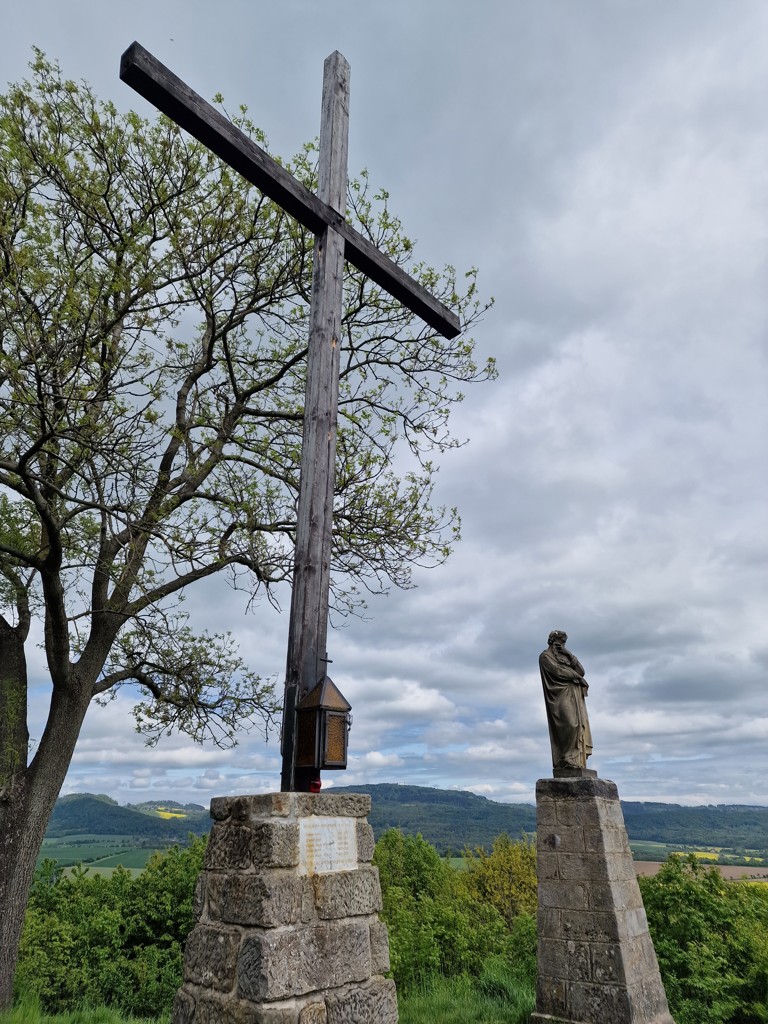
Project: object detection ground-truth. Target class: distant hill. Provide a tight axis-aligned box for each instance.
[620,801,768,850]
[331,784,536,851]
[127,800,207,820]
[332,784,768,854]
[46,786,768,855]
[47,794,208,840]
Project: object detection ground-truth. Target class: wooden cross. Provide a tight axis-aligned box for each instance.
[120,43,460,791]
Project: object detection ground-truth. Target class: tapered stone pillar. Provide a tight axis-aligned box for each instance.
[173,792,397,1024]
[532,777,674,1024]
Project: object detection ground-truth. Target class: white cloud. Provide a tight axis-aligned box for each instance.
[354,751,405,770]
[6,0,768,810]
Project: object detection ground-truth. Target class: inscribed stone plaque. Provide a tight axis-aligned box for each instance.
[299,816,357,874]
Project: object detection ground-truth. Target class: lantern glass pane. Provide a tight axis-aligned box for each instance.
[325,713,347,764]
[296,711,319,768]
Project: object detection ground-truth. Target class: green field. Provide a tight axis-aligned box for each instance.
[40,836,768,875]
[87,850,161,869]
[43,834,141,844]
[61,865,147,879]
[446,857,468,870]
[451,844,766,868]
[629,840,768,866]
[37,837,171,871]
[38,843,131,866]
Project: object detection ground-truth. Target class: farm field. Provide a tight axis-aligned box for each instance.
[37,835,165,868]
[86,849,162,868]
[38,789,768,881]
[635,860,768,880]
[61,865,147,878]
[38,840,135,867]
[445,846,768,874]
[629,839,768,867]
[38,837,169,871]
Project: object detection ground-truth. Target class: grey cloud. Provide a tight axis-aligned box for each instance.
[6,0,768,808]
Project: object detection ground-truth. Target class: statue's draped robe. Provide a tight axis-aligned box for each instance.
[539,646,593,769]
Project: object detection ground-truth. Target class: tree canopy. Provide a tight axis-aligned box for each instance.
[0,51,493,751]
[0,52,493,1006]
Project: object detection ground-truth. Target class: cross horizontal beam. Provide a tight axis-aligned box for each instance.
[120,42,461,339]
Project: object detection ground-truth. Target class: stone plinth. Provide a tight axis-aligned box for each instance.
[173,792,397,1024]
[532,777,674,1024]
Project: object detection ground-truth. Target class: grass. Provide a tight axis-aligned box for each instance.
[6,968,532,1024]
[399,962,534,1024]
[36,844,129,865]
[35,839,145,871]
[0,997,166,1024]
[42,836,139,845]
[671,850,719,861]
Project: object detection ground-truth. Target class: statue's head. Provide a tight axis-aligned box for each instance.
[548,629,567,646]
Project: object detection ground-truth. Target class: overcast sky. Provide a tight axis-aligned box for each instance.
[3,1,767,809]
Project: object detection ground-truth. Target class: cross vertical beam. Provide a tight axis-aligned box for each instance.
[280,53,349,792]
[119,42,462,792]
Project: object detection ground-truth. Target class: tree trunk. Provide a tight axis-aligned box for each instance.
[0,620,28,806]
[0,647,91,1010]
[0,780,49,1009]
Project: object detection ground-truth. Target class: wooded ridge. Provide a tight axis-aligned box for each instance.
[46,785,768,854]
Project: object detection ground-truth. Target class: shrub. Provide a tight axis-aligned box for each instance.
[462,833,537,927]
[13,839,205,1017]
[374,829,514,993]
[640,855,768,1024]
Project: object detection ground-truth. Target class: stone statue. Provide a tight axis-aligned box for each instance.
[539,630,593,772]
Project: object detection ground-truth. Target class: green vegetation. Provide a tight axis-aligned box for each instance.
[374,830,533,994]
[13,841,206,1018]
[0,996,166,1024]
[46,797,208,842]
[463,834,537,928]
[640,855,768,1024]
[398,965,534,1024]
[12,829,536,1022]
[631,841,768,868]
[336,784,537,852]
[622,803,768,853]
[14,823,768,1023]
[76,852,160,871]
[36,845,135,868]
[335,785,768,863]
[35,795,211,872]
[40,789,768,870]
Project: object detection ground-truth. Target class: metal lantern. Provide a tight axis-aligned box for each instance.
[295,675,352,771]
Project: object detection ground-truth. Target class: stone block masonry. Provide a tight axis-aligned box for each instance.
[173,792,398,1024]
[532,777,674,1024]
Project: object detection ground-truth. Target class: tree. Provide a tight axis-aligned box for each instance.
[462,833,537,928]
[373,830,510,992]
[0,52,493,1006]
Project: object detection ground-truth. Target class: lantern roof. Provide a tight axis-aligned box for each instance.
[296,674,351,713]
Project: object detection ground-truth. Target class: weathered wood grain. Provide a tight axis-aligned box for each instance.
[120,42,460,339]
[280,53,349,792]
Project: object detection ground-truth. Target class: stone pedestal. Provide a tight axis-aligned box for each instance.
[173,792,398,1024]
[532,777,674,1024]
